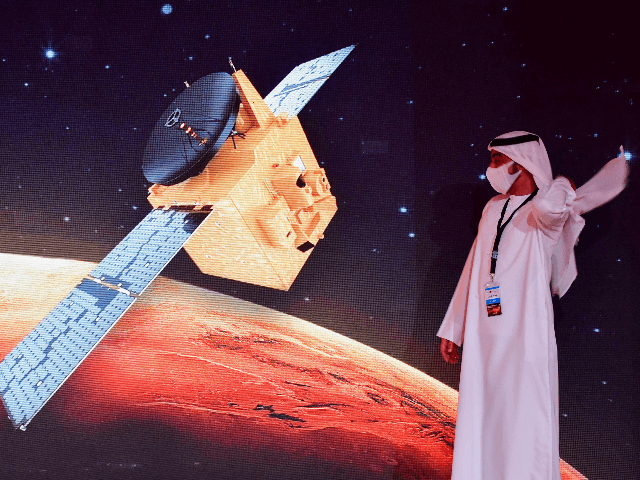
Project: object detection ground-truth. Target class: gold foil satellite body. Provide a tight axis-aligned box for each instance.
[145,65,348,290]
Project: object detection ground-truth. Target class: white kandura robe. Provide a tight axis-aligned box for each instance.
[437,177,575,480]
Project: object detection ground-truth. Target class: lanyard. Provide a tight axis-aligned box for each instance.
[490,188,538,276]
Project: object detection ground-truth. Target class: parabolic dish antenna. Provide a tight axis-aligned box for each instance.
[142,72,240,186]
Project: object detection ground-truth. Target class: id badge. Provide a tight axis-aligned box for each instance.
[485,278,502,317]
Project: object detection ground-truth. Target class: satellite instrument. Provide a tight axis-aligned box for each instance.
[0,45,355,430]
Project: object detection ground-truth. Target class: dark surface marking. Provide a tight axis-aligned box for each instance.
[366,392,389,405]
[253,404,274,412]
[401,392,451,421]
[284,381,312,388]
[253,356,297,369]
[254,404,305,423]
[200,329,280,351]
[418,423,455,448]
[328,373,350,384]
[269,413,305,422]
[301,403,349,409]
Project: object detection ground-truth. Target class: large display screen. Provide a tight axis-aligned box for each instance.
[0,1,637,479]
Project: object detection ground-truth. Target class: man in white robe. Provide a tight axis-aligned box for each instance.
[437,131,628,480]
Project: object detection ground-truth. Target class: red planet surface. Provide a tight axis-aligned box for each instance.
[0,253,587,479]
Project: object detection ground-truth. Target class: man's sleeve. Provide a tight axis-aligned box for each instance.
[531,177,576,238]
[436,236,478,347]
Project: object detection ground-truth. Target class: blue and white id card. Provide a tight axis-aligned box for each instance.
[485,279,502,317]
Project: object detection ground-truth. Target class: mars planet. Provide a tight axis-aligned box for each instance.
[0,253,587,479]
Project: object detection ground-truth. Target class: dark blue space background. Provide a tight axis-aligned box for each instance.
[0,1,638,479]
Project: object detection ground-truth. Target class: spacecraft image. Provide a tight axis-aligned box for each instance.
[0,45,354,430]
[0,1,638,479]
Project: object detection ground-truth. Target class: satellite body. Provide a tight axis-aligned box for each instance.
[147,71,337,290]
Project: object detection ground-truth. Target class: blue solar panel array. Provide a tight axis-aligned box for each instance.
[264,45,355,118]
[89,209,203,295]
[0,209,205,429]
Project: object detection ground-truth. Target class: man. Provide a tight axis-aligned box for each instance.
[437,131,628,480]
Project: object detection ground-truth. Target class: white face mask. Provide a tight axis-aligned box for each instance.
[486,161,521,194]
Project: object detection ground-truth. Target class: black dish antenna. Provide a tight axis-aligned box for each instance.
[142,72,240,186]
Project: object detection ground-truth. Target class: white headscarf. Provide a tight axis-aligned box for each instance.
[488,131,629,297]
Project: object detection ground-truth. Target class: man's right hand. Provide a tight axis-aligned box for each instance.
[440,338,460,364]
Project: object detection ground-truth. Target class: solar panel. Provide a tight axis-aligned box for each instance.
[89,209,204,295]
[264,45,355,118]
[0,209,206,430]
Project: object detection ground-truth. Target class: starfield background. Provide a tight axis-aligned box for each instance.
[0,1,638,479]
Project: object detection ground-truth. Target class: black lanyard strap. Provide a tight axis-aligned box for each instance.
[490,188,538,275]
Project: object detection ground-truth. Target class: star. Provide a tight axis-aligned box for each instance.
[45,50,56,59]
[161,4,173,15]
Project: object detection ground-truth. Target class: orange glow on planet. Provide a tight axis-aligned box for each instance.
[0,254,587,479]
